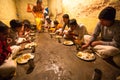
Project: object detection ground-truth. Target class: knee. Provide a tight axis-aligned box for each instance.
[113,54,120,67]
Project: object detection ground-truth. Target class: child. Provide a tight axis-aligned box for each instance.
[0,21,17,79]
[9,19,25,59]
[23,19,31,38]
[53,20,62,34]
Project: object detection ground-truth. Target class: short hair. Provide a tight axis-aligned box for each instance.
[15,20,22,27]
[10,19,16,29]
[69,19,77,25]
[62,14,69,19]
[54,20,59,25]
[10,19,22,29]
[98,6,116,21]
[46,18,51,23]
[0,21,9,33]
[23,19,31,28]
[37,0,42,4]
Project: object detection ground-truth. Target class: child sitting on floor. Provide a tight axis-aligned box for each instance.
[0,21,17,79]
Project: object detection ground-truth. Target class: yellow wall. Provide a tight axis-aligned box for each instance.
[0,0,119,33]
[15,0,48,24]
[0,0,17,26]
[61,0,120,33]
[48,0,62,20]
[15,0,36,24]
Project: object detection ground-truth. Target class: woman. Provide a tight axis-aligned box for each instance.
[32,0,44,32]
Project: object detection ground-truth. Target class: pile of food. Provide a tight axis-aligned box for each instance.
[30,33,35,36]
[77,51,95,61]
[63,40,74,46]
[49,33,56,35]
[25,42,37,49]
[16,53,34,64]
[55,35,62,39]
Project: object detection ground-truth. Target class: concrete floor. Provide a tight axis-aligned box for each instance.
[12,33,120,80]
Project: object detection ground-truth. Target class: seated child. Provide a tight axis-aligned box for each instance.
[0,21,17,79]
[64,19,88,44]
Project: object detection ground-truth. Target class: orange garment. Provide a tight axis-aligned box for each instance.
[56,24,62,30]
[35,17,42,31]
[49,24,63,32]
[32,5,44,32]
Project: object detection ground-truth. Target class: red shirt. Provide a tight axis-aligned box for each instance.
[0,40,11,65]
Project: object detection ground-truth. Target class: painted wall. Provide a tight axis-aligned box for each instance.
[48,0,120,34]
[61,0,120,34]
[15,0,48,24]
[48,0,62,20]
[0,0,119,33]
[0,0,47,25]
[0,0,17,26]
[15,0,36,24]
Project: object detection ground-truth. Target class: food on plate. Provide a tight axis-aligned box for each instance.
[77,51,95,61]
[25,44,31,48]
[31,30,36,33]
[16,53,34,64]
[63,40,74,45]
[55,35,62,39]
[30,33,35,36]
[17,57,22,62]
[77,52,82,57]
[16,56,28,64]
[49,33,56,35]
[25,42,37,48]
[16,38,26,44]
[23,54,31,59]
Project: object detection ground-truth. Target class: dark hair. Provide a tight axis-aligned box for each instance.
[54,20,59,25]
[37,0,42,4]
[98,6,116,21]
[69,19,77,25]
[23,19,31,28]
[15,20,22,27]
[46,18,51,23]
[10,19,22,29]
[10,19,16,29]
[62,14,69,19]
[0,21,9,33]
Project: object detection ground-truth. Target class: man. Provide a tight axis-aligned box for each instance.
[82,7,120,67]
[0,21,17,79]
[60,14,70,35]
[65,19,88,44]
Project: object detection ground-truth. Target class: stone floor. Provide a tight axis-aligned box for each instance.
[11,33,120,80]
